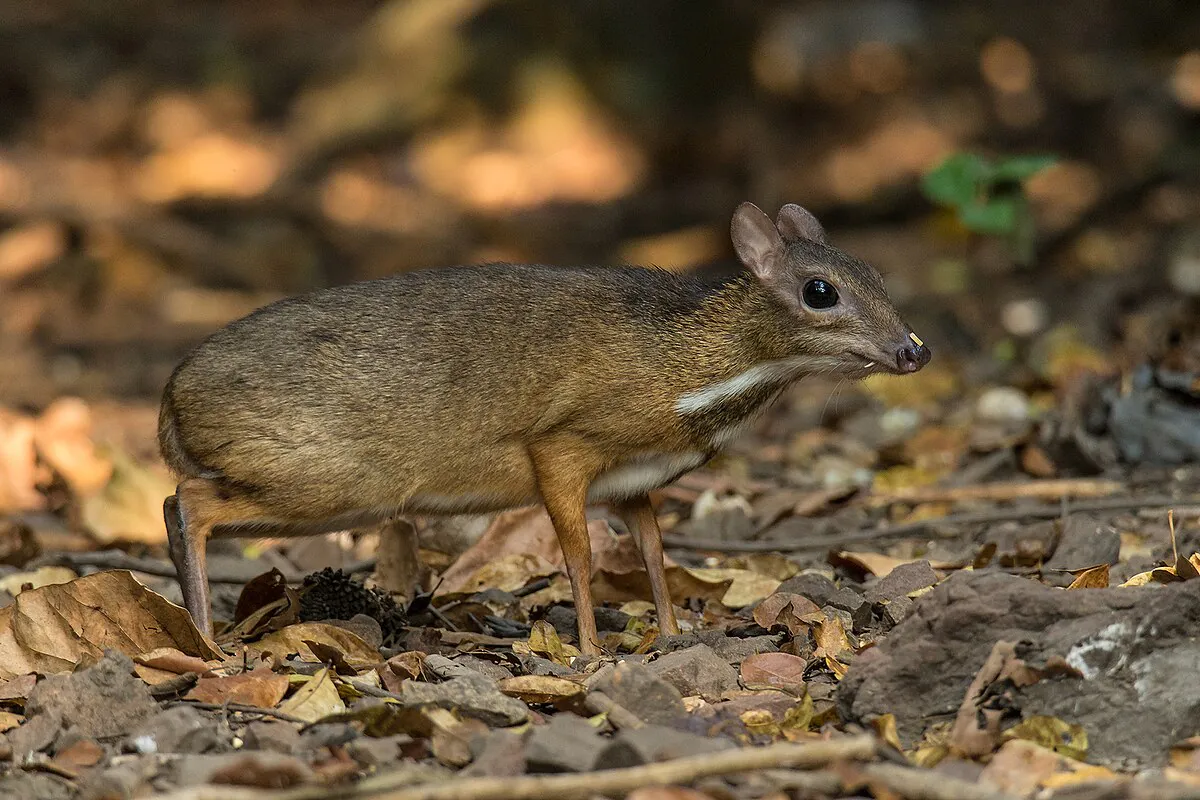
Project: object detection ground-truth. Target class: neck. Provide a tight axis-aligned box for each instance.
[660,274,833,446]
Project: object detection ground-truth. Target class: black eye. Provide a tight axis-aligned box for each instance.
[802,279,839,309]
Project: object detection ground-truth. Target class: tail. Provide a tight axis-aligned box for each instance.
[158,381,216,480]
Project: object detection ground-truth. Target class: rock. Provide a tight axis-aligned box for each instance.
[825,587,872,631]
[837,570,1200,769]
[588,662,687,726]
[401,672,529,727]
[524,714,606,773]
[1107,365,1200,464]
[462,731,526,778]
[7,708,60,759]
[27,651,158,741]
[879,596,914,629]
[774,573,837,607]
[242,721,303,755]
[0,772,73,800]
[345,735,416,766]
[1044,515,1121,582]
[545,605,631,638]
[864,561,939,604]
[646,645,740,701]
[172,752,313,789]
[299,723,359,749]
[518,655,578,678]
[595,724,734,769]
[451,655,515,683]
[126,706,221,755]
[976,387,1030,423]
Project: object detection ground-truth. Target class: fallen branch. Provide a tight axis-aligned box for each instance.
[867,478,1124,506]
[663,495,1197,553]
[581,690,645,730]
[764,763,1022,800]
[150,734,878,800]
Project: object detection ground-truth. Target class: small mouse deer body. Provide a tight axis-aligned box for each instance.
[159,202,929,653]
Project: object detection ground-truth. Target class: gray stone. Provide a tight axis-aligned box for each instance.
[879,596,914,629]
[657,630,781,663]
[462,730,526,778]
[27,650,157,741]
[646,644,740,701]
[401,672,529,727]
[775,572,837,607]
[825,587,872,630]
[127,706,223,755]
[0,772,73,800]
[838,570,1200,769]
[1044,514,1122,582]
[864,561,939,604]
[524,714,606,773]
[594,724,735,769]
[242,720,303,755]
[588,662,687,726]
[545,605,632,638]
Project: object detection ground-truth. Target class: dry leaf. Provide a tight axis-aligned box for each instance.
[678,567,780,607]
[626,788,717,800]
[497,675,585,705]
[753,592,819,636]
[379,652,425,692]
[428,707,489,767]
[0,565,75,595]
[1040,765,1122,789]
[1066,564,1110,589]
[0,711,21,732]
[1002,715,1087,761]
[517,620,579,667]
[52,737,105,771]
[187,666,289,707]
[33,398,112,496]
[0,410,40,512]
[979,739,1061,795]
[739,652,807,694]
[244,622,379,667]
[79,449,175,545]
[134,647,213,676]
[871,713,904,753]
[279,668,344,723]
[812,613,853,663]
[0,673,37,701]
[0,570,220,679]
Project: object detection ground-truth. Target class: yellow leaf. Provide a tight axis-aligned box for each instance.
[527,620,579,667]
[0,711,21,732]
[1066,564,1110,589]
[871,714,904,753]
[1002,715,1087,761]
[1040,765,1121,788]
[497,675,585,705]
[680,567,780,607]
[0,566,76,595]
[279,668,344,723]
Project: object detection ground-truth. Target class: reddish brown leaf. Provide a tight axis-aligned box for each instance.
[186,667,289,708]
[739,652,808,694]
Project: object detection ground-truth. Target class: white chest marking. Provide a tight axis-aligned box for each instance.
[588,451,708,502]
[674,356,830,416]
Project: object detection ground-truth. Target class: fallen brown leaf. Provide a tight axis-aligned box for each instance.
[1066,564,1110,589]
[0,570,220,679]
[753,592,819,636]
[186,666,289,708]
[279,668,344,723]
[739,652,807,695]
[244,622,379,667]
[497,674,585,706]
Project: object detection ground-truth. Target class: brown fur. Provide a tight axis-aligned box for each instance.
[159,202,929,652]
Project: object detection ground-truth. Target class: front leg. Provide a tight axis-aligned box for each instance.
[164,490,213,636]
[612,494,679,636]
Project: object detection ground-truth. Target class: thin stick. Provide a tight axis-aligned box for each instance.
[165,699,307,724]
[859,763,1021,800]
[582,690,645,730]
[148,734,878,800]
[663,496,1197,553]
[867,478,1124,506]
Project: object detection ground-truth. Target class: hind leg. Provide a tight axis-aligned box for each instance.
[166,478,279,636]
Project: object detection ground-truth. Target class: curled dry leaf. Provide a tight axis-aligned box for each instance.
[753,592,820,636]
[279,668,345,723]
[515,619,579,667]
[0,570,220,679]
[1066,564,1110,589]
[497,675,585,705]
[243,622,379,667]
[379,651,425,693]
[186,666,290,708]
[134,647,214,676]
[739,651,807,695]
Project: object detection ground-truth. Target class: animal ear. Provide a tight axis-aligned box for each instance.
[731,202,785,281]
[775,203,826,244]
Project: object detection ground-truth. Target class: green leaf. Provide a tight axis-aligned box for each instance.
[921,153,990,208]
[959,197,1020,235]
[990,155,1058,183]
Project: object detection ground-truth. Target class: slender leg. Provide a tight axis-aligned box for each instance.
[165,488,213,636]
[613,494,679,636]
[167,478,277,637]
[529,440,601,657]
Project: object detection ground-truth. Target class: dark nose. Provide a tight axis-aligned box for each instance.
[897,341,931,373]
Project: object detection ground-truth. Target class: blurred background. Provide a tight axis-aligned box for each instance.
[0,0,1198,550]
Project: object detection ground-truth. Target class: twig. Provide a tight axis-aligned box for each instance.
[867,478,1124,506]
[148,734,878,800]
[663,496,1197,553]
[166,699,308,724]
